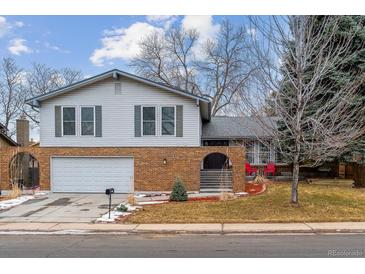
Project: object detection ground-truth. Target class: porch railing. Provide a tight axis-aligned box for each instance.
[200,169,233,191]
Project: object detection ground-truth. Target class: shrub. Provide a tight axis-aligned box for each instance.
[116,204,128,212]
[127,194,137,205]
[9,183,22,199]
[253,175,266,185]
[170,177,188,202]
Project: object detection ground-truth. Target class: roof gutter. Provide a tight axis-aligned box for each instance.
[25,69,211,107]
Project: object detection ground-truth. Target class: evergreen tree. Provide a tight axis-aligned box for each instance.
[278,16,365,165]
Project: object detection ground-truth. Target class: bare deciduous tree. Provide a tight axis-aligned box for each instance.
[23,63,83,123]
[0,57,25,136]
[239,16,365,204]
[131,28,199,93]
[130,20,258,115]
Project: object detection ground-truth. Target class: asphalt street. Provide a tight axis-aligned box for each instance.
[0,234,364,258]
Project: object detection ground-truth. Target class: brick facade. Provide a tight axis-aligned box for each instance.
[0,146,245,192]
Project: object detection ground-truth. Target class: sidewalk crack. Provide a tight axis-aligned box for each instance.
[303,222,316,234]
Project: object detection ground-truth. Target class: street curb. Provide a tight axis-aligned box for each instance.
[1,228,365,235]
[1,222,365,235]
[0,230,364,235]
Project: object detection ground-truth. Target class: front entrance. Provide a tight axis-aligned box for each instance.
[200,152,232,193]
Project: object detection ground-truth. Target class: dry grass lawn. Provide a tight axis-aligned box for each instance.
[127,181,365,223]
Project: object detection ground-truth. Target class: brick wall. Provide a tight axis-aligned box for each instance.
[0,146,245,192]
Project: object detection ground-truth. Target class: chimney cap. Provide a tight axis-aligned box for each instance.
[17,114,28,120]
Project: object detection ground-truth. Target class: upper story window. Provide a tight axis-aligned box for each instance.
[62,107,76,136]
[142,106,156,136]
[81,106,95,136]
[161,106,175,136]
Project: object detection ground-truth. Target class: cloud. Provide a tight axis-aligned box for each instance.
[90,16,220,66]
[146,15,173,22]
[8,38,32,55]
[0,17,25,38]
[0,16,9,38]
[246,28,257,39]
[14,21,24,28]
[181,15,220,57]
[44,42,70,53]
[90,22,164,66]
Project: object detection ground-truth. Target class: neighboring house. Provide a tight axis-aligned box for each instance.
[0,123,18,147]
[0,119,40,190]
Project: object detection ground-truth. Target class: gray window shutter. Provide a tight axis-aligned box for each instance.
[95,105,102,137]
[135,105,141,137]
[55,106,62,137]
[176,105,183,137]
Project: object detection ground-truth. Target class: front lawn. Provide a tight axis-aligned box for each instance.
[126,182,365,223]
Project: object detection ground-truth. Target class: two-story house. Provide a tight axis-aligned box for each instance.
[2,69,288,194]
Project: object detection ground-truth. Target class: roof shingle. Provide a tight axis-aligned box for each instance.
[202,116,276,140]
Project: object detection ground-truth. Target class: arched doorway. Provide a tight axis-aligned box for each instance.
[200,152,232,192]
[9,152,39,190]
[203,152,232,170]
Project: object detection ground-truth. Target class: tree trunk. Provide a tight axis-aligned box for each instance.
[291,160,300,204]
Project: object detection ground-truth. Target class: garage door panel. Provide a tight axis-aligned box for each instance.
[52,157,134,193]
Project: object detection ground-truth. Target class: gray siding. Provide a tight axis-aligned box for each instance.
[40,77,201,147]
[176,105,183,137]
[134,105,141,137]
[95,105,102,137]
[54,106,61,137]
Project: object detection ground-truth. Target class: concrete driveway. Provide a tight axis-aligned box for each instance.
[0,193,127,223]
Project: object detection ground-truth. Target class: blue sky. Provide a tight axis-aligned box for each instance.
[0,15,249,76]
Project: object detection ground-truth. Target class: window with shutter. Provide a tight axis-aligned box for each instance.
[161,106,175,135]
[62,107,76,136]
[142,106,156,136]
[81,106,95,136]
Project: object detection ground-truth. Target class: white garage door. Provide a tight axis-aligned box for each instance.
[51,157,134,193]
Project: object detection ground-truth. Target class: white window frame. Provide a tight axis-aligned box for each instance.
[245,139,281,165]
[258,141,270,164]
[141,105,157,136]
[61,106,77,136]
[160,105,176,136]
[245,140,255,164]
[80,106,96,137]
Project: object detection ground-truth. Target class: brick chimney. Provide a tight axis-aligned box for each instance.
[16,115,29,147]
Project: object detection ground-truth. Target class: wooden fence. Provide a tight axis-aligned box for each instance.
[352,163,365,187]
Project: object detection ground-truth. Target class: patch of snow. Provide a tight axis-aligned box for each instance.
[96,211,131,223]
[34,192,48,196]
[135,192,170,198]
[96,202,140,223]
[0,195,34,210]
[235,192,249,196]
[125,204,142,211]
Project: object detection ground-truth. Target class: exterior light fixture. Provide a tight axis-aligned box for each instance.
[163,158,167,165]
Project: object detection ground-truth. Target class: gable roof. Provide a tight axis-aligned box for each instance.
[202,116,277,140]
[25,69,212,120]
[0,124,18,146]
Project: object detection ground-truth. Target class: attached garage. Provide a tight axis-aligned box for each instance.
[51,157,134,193]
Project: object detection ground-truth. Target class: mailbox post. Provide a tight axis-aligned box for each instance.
[105,188,115,219]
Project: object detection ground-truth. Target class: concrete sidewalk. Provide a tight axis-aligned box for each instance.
[0,222,365,234]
